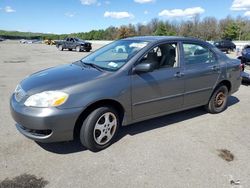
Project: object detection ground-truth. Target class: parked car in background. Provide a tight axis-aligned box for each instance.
[20,39,41,44]
[241,71,250,83]
[240,61,250,83]
[241,45,250,65]
[214,39,236,53]
[0,37,5,41]
[20,39,28,44]
[56,37,92,52]
[10,36,241,151]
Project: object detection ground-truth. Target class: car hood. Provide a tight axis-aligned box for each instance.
[79,41,91,45]
[20,61,107,94]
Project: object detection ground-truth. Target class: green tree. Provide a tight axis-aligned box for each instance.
[222,22,240,40]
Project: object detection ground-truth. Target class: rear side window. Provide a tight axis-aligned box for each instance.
[183,43,216,65]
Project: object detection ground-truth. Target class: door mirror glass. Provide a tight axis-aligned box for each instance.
[133,63,154,73]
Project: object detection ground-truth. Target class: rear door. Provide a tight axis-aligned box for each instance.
[182,42,221,108]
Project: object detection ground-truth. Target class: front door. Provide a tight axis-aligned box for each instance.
[131,42,185,121]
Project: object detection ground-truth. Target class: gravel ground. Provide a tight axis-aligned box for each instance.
[0,40,250,188]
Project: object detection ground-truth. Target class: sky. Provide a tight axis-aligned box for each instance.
[0,0,250,34]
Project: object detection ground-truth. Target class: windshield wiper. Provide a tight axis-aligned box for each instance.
[80,61,104,72]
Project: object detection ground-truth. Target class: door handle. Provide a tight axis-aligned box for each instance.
[211,65,220,71]
[174,72,184,78]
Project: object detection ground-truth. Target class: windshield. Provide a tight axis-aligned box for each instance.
[81,40,149,71]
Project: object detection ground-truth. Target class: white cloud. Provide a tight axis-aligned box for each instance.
[231,0,250,11]
[4,6,16,13]
[105,1,111,5]
[65,12,75,18]
[134,0,154,3]
[104,11,134,19]
[244,11,250,16]
[80,0,97,5]
[159,7,205,18]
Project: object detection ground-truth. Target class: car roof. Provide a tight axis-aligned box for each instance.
[123,36,204,42]
[122,36,215,48]
[123,36,199,41]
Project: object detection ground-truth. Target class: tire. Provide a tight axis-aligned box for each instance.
[80,106,120,152]
[86,49,90,52]
[205,85,229,114]
[58,45,63,51]
[76,46,81,52]
[241,57,247,65]
[68,48,72,51]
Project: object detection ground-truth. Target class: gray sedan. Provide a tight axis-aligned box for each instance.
[10,36,241,151]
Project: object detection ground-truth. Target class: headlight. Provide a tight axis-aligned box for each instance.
[24,91,69,107]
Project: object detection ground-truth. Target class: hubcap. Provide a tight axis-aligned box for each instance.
[93,112,117,145]
[214,91,226,107]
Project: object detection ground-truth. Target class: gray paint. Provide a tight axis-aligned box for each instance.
[10,36,241,142]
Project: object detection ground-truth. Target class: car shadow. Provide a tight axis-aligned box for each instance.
[116,96,239,141]
[36,96,239,154]
[36,139,87,154]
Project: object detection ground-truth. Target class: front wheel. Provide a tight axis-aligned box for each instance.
[58,45,63,51]
[76,46,81,52]
[80,106,120,152]
[205,85,229,114]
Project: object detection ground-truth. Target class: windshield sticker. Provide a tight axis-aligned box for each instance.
[129,42,148,49]
[108,62,118,68]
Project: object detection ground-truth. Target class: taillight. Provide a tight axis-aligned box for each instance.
[240,63,245,71]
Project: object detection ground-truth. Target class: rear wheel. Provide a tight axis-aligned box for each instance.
[205,85,228,114]
[80,106,120,152]
[86,49,90,52]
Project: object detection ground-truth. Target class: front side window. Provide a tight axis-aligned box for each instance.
[139,43,178,70]
[82,40,149,71]
[183,43,216,65]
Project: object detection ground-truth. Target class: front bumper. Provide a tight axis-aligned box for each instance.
[80,45,92,51]
[241,71,250,83]
[10,94,83,143]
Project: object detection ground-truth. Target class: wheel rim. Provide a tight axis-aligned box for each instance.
[214,91,226,108]
[93,112,117,145]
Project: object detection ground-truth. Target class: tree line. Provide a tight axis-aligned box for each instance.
[1,16,250,41]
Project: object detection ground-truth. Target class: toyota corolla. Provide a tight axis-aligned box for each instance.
[10,36,241,151]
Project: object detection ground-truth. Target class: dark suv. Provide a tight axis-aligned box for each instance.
[56,37,92,52]
[214,40,236,53]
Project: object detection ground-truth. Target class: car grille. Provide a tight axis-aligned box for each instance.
[14,85,27,102]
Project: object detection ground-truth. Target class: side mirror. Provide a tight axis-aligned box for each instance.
[133,63,154,73]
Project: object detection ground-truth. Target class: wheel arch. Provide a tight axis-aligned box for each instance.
[73,99,125,139]
[216,80,232,93]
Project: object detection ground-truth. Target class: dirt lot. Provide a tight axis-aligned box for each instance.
[0,40,250,188]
